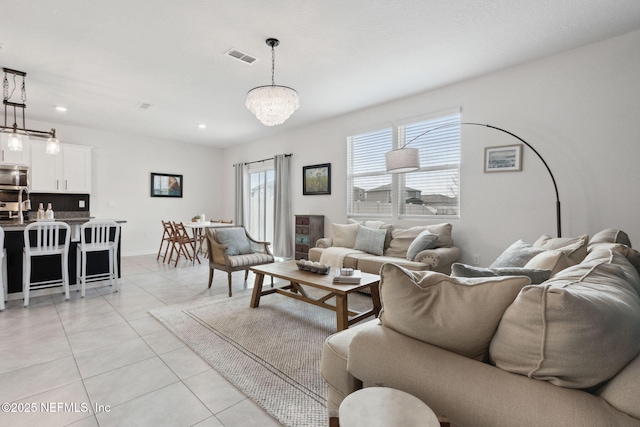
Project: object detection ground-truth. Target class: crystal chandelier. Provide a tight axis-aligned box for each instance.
[246,38,299,126]
[2,68,58,153]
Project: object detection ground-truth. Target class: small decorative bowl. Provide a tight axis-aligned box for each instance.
[296,260,330,275]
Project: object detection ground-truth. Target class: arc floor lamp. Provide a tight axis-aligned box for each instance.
[385,122,562,238]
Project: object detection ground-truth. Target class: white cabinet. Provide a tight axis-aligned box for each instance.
[30,141,92,194]
[0,133,31,165]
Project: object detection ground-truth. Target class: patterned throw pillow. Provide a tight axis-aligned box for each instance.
[354,225,386,256]
[489,240,546,268]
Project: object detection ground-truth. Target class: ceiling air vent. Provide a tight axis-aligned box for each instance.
[225,48,258,65]
[136,102,151,110]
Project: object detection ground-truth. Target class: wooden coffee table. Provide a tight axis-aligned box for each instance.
[249,261,381,331]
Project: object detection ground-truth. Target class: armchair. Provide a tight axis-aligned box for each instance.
[205,227,274,296]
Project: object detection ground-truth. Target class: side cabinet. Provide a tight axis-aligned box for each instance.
[294,215,324,260]
[30,141,92,194]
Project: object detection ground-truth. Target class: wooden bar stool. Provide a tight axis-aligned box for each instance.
[23,222,71,307]
[76,220,121,298]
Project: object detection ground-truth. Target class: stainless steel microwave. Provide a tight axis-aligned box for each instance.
[0,164,29,189]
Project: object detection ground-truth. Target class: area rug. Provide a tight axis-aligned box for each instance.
[149,288,374,427]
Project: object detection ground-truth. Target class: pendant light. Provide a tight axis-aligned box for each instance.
[246,38,299,126]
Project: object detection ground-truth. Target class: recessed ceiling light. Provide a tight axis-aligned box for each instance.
[55,106,67,112]
[198,124,206,129]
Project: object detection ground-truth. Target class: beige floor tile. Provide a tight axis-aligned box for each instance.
[96,382,212,427]
[74,337,156,379]
[215,399,282,427]
[141,328,186,355]
[67,322,139,355]
[183,369,247,415]
[159,347,211,379]
[128,316,168,336]
[83,357,179,408]
[193,415,225,427]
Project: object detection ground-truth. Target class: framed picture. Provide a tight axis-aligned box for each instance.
[303,163,331,195]
[484,144,523,172]
[150,172,183,197]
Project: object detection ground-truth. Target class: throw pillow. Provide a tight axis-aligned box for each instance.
[533,234,589,264]
[331,223,359,248]
[215,228,253,256]
[451,263,551,285]
[489,251,640,389]
[406,231,439,261]
[588,228,632,248]
[353,225,386,256]
[489,240,546,268]
[379,263,530,361]
[523,250,574,276]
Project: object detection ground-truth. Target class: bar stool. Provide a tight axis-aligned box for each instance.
[0,227,7,311]
[76,220,120,298]
[23,221,71,307]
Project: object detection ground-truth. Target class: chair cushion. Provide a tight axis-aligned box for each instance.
[490,250,640,389]
[228,253,274,267]
[215,228,253,256]
[378,263,530,360]
[489,240,546,268]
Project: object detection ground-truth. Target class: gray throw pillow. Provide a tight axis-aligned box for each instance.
[215,228,253,256]
[354,225,386,256]
[406,231,439,261]
[451,263,551,285]
[489,240,546,268]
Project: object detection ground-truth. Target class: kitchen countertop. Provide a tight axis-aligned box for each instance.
[0,218,126,231]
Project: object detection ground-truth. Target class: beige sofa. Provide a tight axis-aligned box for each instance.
[308,222,461,275]
[321,229,640,427]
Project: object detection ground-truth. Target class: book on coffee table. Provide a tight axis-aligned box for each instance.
[333,269,362,284]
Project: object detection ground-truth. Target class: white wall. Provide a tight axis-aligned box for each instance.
[221,29,640,266]
[27,120,223,255]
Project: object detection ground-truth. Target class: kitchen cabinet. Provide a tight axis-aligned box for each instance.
[30,141,92,193]
[295,215,324,260]
[0,133,31,165]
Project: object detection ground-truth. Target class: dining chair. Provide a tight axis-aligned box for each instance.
[76,220,121,298]
[23,221,71,307]
[0,227,7,311]
[205,226,274,296]
[157,220,174,261]
[168,221,200,267]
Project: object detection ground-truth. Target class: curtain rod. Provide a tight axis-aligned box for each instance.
[241,153,292,166]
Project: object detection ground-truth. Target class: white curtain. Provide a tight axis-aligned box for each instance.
[234,163,248,226]
[273,154,293,258]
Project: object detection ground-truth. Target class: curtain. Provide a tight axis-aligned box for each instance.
[234,163,247,226]
[273,154,293,258]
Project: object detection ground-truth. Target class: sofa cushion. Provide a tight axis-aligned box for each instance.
[489,240,546,268]
[353,225,386,256]
[451,263,551,284]
[385,223,452,258]
[533,234,589,264]
[595,352,640,420]
[490,250,640,388]
[215,228,253,255]
[406,231,439,261]
[523,249,575,276]
[588,228,632,248]
[332,223,359,248]
[378,263,530,360]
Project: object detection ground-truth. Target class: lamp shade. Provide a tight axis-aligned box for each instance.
[385,148,420,173]
[7,131,23,152]
[246,85,300,126]
[46,136,60,154]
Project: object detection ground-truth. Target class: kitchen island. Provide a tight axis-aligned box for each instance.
[2,218,126,299]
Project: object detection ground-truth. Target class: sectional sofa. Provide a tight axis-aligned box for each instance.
[321,229,640,427]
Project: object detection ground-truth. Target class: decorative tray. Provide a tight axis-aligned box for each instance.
[296,260,330,275]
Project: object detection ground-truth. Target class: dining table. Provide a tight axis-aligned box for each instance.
[183,221,237,264]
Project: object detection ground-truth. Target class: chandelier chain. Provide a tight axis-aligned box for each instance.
[21,76,27,103]
[271,45,276,86]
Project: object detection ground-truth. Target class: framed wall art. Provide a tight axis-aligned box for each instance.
[150,172,183,197]
[484,144,523,172]
[303,163,331,195]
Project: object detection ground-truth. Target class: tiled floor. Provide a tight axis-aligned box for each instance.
[0,254,283,427]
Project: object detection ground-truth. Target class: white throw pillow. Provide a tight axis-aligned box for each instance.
[331,223,359,248]
[406,231,439,261]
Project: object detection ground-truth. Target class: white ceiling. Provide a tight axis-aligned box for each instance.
[2,0,640,148]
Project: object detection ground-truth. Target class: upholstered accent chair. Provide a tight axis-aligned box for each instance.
[205,227,274,296]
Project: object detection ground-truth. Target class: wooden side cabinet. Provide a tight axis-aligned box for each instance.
[295,215,324,260]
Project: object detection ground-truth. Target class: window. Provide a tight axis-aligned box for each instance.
[247,163,275,243]
[347,110,460,219]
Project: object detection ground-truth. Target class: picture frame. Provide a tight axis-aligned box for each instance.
[484,144,523,172]
[303,163,331,195]
[150,172,183,197]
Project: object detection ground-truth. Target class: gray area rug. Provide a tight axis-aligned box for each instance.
[149,288,373,427]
